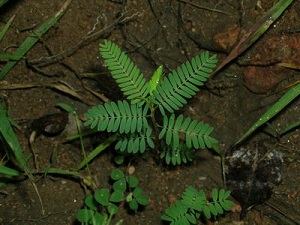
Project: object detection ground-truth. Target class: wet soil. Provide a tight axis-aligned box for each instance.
[0,1,299,225]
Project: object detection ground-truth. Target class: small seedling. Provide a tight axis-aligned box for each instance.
[84,40,220,165]
[76,168,148,224]
[161,186,234,225]
[110,168,148,211]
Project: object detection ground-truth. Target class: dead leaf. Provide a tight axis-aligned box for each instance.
[31,112,69,137]
[226,139,283,218]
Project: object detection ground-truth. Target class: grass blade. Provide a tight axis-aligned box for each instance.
[0,0,9,8]
[212,0,294,76]
[0,165,22,176]
[0,14,15,42]
[279,121,300,137]
[0,105,32,178]
[0,0,72,79]
[241,0,294,48]
[235,83,300,146]
[76,134,117,171]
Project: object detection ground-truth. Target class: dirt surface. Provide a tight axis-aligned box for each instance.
[0,0,299,225]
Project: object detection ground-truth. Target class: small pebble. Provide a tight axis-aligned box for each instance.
[128,165,135,174]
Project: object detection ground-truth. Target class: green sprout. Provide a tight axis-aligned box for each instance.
[76,169,149,224]
[161,186,234,225]
[84,40,219,165]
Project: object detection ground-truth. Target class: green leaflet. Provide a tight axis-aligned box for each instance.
[115,127,154,154]
[160,143,194,165]
[149,65,163,95]
[99,40,149,104]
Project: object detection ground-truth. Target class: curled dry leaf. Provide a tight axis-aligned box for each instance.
[226,139,283,218]
[31,112,69,137]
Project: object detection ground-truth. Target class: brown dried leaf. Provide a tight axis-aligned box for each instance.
[31,112,69,137]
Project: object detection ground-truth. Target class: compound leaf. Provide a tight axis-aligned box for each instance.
[84,100,148,134]
[159,115,217,151]
[152,52,217,113]
[99,40,149,104]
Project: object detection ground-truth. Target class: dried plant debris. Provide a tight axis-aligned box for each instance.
[30,112,69,137]
[225,140,283,218]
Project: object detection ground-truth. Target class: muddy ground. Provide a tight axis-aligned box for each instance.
[0,0,299,225]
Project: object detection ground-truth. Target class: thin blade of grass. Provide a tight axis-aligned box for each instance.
[212,0,294,76]
[0,105,32,179]
[76,134,117,171]
[0,0,10,8]
[240,0,294,48]
[0,14,15,42]
[0,54,23,61]
[0,0,72,79]
[56,102,76,114]
[279,121,300,137]
[35,168,83,180]
[235,83,300,146]
[65,129,99,142]
[0,165,22,176]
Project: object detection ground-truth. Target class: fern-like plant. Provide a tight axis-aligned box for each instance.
[84,40,219,165]
[161,186,234,225]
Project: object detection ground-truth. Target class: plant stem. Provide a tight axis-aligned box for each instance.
[74,113,91,176]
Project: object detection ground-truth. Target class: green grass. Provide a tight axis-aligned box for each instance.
[0,105,31,179]
[235,83,300,146]
[0,0,10,8]
[0,0,72,79]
